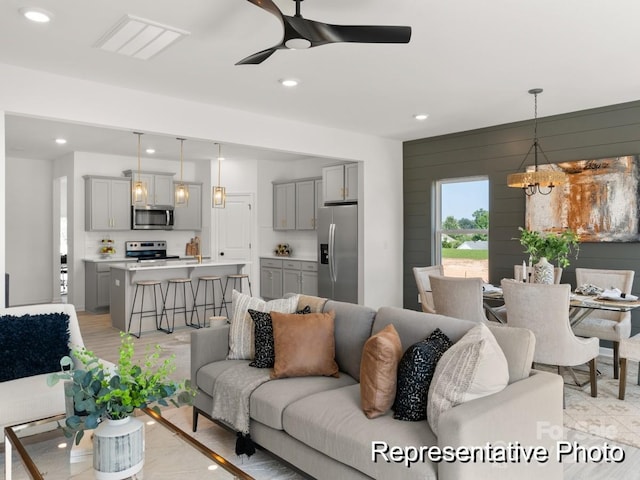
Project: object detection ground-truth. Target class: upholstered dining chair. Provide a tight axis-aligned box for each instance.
[572,268,635,380]
[429,275,488,323]
[501,279,599,397]
[514,265,563,284]
[413,265,444,314]
[492,264,564,323]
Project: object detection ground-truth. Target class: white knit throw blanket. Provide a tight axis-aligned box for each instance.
[210,363,272,434]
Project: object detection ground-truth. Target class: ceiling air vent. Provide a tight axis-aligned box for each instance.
[95,14,190,60]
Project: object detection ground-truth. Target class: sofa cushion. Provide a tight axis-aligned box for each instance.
[360,324,403,419]
[196,359,251,395]
[282,384,438,480]
[392,328,452,421]
[323,300,377,382]
[271,311,339,379]
[0,312,70,382]
[250,374,357,430]
[249,306,311,369]
[428,323,509,435]
[227,291,299,360]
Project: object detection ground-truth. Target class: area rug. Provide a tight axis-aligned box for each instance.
[556,355,640,450]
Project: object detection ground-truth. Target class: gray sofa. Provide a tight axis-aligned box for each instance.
[191,300,564,480]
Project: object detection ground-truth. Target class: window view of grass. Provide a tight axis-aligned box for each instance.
[439,179,489,282]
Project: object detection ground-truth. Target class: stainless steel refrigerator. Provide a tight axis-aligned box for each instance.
[317,204,358,303]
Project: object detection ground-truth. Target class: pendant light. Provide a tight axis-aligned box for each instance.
[507,88,566,196]
[212,143,226,208]
[132,132,148,205]
[174,137,189,207]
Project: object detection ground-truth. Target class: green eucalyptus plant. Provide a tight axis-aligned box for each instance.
[517,227,580,268]
[48,333,194,444]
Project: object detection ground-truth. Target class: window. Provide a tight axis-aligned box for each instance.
[435,177,489,281]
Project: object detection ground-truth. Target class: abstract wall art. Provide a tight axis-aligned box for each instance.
[525,155,640,242]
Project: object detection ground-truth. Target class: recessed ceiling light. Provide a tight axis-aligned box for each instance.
[414,113,429,121]
[20,7,53,23]
[55,138,67,145]
[279,79,299,88]
[145,148,155,154]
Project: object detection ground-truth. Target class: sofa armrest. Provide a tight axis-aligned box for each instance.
[190,324,230,382]
[437,370,563,480]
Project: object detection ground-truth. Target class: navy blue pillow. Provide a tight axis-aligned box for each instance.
[0,312,70,382]
[392,328,453,421]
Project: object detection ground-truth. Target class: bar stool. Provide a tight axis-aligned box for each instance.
[127,280,163,338]
[159,278,200,334]
[221,273,253,314]
[193,275,225,325]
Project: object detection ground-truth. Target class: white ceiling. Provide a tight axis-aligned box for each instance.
[3,0,640,161]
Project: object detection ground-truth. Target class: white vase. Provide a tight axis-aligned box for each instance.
[534,257,554,284]
[93,416,144,480]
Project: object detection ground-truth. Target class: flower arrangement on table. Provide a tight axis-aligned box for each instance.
[48,333,194,444]
[517,227,580,268]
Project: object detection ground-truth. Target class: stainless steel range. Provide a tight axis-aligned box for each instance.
[125,241,180,262]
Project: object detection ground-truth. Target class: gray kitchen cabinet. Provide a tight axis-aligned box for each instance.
[315,178,323,226]
[283,260,302,293]
[322,163,358,204]
[260,258,284,300]
[123,170,175,206]
[173,182,202,230]
[84,176,131,231]
[295,180,316,230]
[273,182,296,230]
[85,261,115,313]
[260,257,318,299]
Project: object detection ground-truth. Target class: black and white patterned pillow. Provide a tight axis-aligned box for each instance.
[392,328,453,421]
[249,306,311,368]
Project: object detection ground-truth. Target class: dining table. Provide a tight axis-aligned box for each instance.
[482,285,640,327]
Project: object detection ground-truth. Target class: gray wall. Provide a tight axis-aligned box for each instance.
[404,100,640,335]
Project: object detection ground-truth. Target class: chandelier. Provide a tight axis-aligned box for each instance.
[507,88,566,196]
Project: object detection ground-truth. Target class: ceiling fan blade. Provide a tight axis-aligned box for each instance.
[246,0,285,27]
[235,47,280,65]
[320,24,412,44]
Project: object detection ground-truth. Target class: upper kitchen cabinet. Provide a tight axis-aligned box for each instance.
[273,182,296,231]
[173,182,202,231]
[84,176,131,231]
[322,163,358,204]
[296,180,316,230]
[123,170,175,206]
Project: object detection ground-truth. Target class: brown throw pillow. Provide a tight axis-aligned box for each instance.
[360,324,403,419]
[271,310,339,379]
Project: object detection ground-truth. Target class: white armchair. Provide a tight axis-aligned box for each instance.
[430,275,488,323]
[501,280,599,397]
[572,268,635,380]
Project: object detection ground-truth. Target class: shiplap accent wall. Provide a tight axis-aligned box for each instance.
[403,100,640,334]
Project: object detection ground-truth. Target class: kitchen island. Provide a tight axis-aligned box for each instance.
[109,260,249,334]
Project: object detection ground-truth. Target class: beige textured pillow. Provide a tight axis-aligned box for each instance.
[427,323,509,435]
[227,290,299,360]
[360,324,403,419]
[271,310,339,379]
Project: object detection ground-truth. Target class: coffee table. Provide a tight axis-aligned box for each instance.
[3,408,254,480]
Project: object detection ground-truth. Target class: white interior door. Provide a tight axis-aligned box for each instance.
[216,194,253,262]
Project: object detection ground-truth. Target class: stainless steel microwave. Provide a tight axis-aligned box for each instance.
[131,205,174,230]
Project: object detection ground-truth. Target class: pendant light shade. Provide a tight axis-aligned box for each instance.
[213,143,226,208]
[507,88,566,196]
[174,137,189,207]
[132,132,148,205]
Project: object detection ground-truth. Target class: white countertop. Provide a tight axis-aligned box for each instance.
[111,260,250,271]
[83,257,136,263]
[260,255,318,262]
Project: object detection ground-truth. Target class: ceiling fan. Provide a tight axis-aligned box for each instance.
[236,0,412,65]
